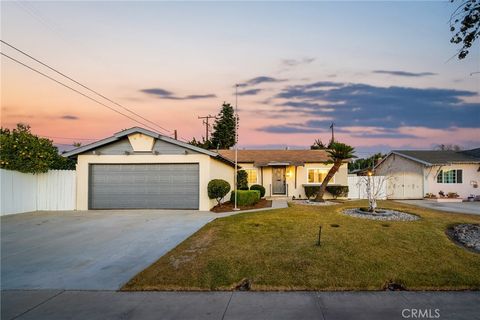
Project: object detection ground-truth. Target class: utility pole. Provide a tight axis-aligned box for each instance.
[197,115,217,140]
[330,122,335,144]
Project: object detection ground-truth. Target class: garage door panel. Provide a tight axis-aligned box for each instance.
[89,164,199,209]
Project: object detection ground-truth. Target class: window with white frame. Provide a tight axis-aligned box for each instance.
[244,169,258,184]
[307,168,331,183]
[436,169,463,184]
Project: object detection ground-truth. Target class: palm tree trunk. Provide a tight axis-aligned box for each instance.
[314,160,342,202]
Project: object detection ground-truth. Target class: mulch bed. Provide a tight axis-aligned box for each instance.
[211,199,272,213]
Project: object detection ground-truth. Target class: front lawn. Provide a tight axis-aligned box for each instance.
[123,200,480,291]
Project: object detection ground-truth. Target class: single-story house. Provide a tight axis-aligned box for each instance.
[375,148,480,199]
[64,127,235,211]
[64,127,349,211]
[217,149,349,199]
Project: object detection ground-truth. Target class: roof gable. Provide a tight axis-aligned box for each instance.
[62,127,234,166]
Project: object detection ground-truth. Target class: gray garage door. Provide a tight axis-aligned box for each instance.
[89,164,199,209]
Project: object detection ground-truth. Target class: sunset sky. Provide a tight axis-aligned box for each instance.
[1,1,479,156]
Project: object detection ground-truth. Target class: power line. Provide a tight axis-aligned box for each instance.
[0,52,165,133]
[1,40,172,134]
[197,114,217,141]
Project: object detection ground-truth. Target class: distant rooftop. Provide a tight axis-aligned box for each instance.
[391,148,480,166]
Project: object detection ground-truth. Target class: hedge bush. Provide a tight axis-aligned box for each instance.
[208,179,231,205]
[304,186,320,199]
[325,185,349,199]
[237,170,249,190]
[250,184,266,198]
[230,190,260,206]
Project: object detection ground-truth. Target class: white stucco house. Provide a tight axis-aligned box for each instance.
[375,148,480,199]
[217,149,349,199]
[64,127,348,211]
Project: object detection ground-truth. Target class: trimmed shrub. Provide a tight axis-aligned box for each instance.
[326,185,349,199]
[304,186,320,199]
[230,190,260,206]
[208,179,231,205]
[237,170,249,190]
[250,184,266,198]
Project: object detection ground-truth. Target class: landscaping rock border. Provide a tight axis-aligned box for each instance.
[447,224,480,253]
[343,208,420,221]
[293,200,339,206]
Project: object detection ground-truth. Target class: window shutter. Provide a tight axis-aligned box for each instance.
[457,170,463,183]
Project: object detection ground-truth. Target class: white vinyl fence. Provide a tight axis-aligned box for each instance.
[347,175,387,200]
[0,169,76,216]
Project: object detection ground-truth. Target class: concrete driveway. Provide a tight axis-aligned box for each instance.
[1,210,222,290]
[396,200,480,215]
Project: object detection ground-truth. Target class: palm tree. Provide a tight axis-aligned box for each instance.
[314,142,355,202]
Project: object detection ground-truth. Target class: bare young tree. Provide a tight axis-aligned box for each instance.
[356,170,392,213]
[363,173,387,212]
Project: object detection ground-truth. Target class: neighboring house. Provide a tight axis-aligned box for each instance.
[375,149,480,199]
[217,149,349,199]
[348,168,371,176]
[64,127,235,211]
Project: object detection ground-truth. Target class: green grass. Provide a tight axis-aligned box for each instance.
[122,200,480,291]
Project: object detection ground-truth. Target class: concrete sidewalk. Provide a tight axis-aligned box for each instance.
[221,200,289,214]
[2,290,479,320]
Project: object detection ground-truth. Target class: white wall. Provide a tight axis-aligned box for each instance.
[424,164,480,198]
[209,157,235,208]
[0,169,76,216]
[375,154,424,199]
[348,176,387,200]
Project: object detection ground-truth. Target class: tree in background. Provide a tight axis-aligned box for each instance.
[434,144,462,151]
[348,153,385,172]
[188,137,213,149]
[314,142,355,202]
[310,139,327,150]
[450,0,479,60]
[310,138,335,150]
[0,123,76,173]
[211,102,237,149]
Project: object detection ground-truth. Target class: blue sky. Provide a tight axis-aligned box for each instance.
[1,1,479,155]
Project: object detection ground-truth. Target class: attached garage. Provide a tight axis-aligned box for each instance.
[375,152,424,199]
[89,164,199,209]
[64,127,235,211]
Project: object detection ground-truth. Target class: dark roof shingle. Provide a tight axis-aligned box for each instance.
[217,149,337,166]
[392,149,480,165]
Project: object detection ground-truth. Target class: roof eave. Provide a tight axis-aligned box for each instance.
[391,151,433,166]
[62,136,119,158]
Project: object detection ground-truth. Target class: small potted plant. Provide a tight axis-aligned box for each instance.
[436,191,463,203]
